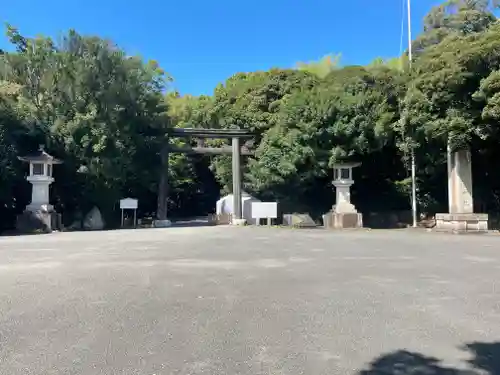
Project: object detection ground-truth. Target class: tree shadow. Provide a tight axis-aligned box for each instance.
[464,342,500,375]
[170,217,215,228]
[358,350,471,375]
[358,342,500,375]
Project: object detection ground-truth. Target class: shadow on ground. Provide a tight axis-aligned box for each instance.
[358,342,500,375]
[170,218,214,228]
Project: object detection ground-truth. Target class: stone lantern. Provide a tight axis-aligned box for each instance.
[17,145,62,232]
[323,162,363,229]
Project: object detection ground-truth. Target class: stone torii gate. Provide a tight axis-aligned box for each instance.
[155,128,254,227]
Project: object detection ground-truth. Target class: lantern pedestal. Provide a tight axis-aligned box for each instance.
[326,212,363,229]
[323,163,363,229]
[26,175,55,213]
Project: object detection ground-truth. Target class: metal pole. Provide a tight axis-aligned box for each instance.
[407,0,412,63]
[411,148,417,227]
[407,0,417,228]
[232,137,242,221]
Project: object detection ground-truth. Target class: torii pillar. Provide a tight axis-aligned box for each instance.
[231,136,246,225]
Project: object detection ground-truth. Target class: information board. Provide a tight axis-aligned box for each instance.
[251,202,278,219]
[120,198,138,210]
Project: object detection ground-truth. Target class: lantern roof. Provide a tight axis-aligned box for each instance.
[18,145,63,164]
[332,162,361,168]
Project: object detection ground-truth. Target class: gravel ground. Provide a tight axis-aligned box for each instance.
[0,227,499,375]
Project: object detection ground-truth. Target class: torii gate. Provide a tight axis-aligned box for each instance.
[155,128,254,226]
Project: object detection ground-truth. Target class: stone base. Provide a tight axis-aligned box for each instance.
[16,210,58,233]
[324,211,363,229]
[435,213,488,233]
[153,219,172,228]
[231,219,247,226]
[208,213,232,225]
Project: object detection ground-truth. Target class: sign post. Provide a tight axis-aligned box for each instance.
[120,198,139,228]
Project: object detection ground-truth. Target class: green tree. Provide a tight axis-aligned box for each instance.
[296,53,342,78]
[210,69,319,193]
[0,81,30,230]
[162,92,220,218]
[412,0,499,56]
[248,65,407,215]
[1,27,168,226]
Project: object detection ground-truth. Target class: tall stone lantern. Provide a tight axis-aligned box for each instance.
[323,162,363,229]
[17,145,62,232]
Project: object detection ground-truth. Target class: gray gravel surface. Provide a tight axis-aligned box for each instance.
[0,227,499,375]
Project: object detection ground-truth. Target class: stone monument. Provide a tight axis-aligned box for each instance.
[435,146,488,232]
[324,163,363,229]
[17,145,62,232]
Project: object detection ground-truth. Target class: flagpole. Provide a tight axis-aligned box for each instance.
[407,0,412,61]
[407,0,417,228]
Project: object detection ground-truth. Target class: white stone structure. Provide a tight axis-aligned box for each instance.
[18,145,62,213]
[17,145,62,232]
[324,163,363,229]
[216,191,261,225]
[435,146,488,232]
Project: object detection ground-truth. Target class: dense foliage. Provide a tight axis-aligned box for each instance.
[2,0,500,230]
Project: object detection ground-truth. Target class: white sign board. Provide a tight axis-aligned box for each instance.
[251,202,278,219]
[120,198,138,210]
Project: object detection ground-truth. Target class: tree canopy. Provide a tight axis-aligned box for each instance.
[1,0,500,231]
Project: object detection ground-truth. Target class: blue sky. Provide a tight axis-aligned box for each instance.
[2,0,441,95]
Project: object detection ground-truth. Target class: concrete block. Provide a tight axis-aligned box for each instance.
[435,213,488,233]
